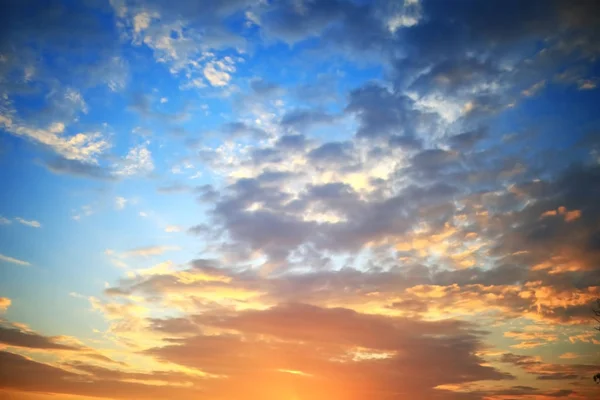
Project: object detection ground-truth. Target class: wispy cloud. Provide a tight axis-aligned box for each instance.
[15,217,41,228]
[115,197,128,210]
[123,245,181,257]
[0,253,31,266]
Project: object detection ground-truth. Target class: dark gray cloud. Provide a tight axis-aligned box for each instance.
[345,83,416,139]
[222,122,268,140]
[280,109,338,132]
[249,78,282,96]
[0,350,204,399]
[275,134,308,150]
[307,141,354,165]
[0,325,81,351]
[44,157,117,180]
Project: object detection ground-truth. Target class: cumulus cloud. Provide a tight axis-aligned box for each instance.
[114,144,155,177]
[0,297,11,312]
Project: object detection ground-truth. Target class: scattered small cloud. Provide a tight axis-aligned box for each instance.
[578,79,597,90]
[15,217,41,228]
[114,143,154,177]
[203,58,236,87]
[115,197,127,210]
[72,205,94,221]
[164,225,183,233]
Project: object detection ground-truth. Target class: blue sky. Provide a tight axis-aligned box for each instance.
[1,1,600,399]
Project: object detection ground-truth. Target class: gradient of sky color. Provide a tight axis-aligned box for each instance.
[1,0,600,399]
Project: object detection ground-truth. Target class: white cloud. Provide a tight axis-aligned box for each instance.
[139,211,148,217]
[203,59,235,87]
[0,116,110,163]
[164,225,182,233]
[72,205,94,221]
[115,196,128,210]
[0,253,31,266]
[15,217,41,228]
[114,144,154,176]
[0,216,11,225]
[160,97,168,103]
[133,11,153,33]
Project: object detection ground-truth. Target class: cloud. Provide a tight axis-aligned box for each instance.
[0,216,12,225]
[0,253,31,266]
[15,217,41,228]
[45,157,117,180]
[144,303,512,399]
[500,352,597,382]
[123,245,181,257]
[72,204,95,221]
[0,350,206,399]
[114,144,154,177]
[345,83,417,139]
[280,109,338,133]
[558,352,579,359]
[2,1,600,399]
[0,117,110,163]
[203,59,235,87]
[0,324,81,351]
[0,297,11,312]
[115,197,128,210]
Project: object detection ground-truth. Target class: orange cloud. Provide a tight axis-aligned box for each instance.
[0,297,11,312]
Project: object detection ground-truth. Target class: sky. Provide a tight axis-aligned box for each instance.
[0,0,600,399]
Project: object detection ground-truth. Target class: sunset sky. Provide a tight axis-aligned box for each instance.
[1,0,600,399]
